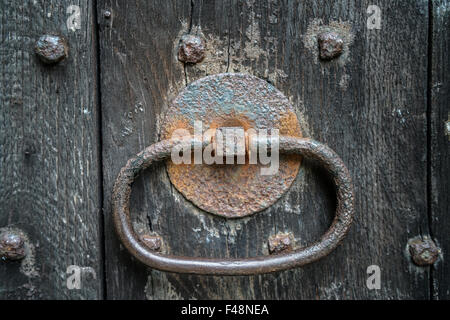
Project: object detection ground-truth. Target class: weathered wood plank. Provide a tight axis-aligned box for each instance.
[97,0,191,300]
[430,0,450,300]
[0,0,102,299]
[99,0,430,299]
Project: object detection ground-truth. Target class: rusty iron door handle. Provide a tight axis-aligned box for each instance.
[112,136,354,275]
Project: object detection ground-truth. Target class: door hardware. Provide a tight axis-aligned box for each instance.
[112,73,354,275]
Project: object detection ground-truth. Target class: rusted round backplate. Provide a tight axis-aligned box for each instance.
[161,73,301,218]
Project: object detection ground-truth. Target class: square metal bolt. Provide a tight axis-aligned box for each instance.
[268,232,293,254]
[214,127,246,163]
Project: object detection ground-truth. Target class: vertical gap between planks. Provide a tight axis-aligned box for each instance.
[427,0,434,300]
[182,0,195,86]
[93,0,107,300]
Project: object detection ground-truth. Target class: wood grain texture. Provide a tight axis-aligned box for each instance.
[97,0,191,300]
[99,0,431,299]
[0,0,102,299]
[430,0,450,300]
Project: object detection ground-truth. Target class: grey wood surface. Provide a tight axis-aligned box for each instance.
[0,0,446,300]
[98,0,435,299]
[0,0,102,299]
[431,0,450,300]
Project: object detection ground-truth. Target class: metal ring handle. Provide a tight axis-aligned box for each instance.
[112,137,354,275]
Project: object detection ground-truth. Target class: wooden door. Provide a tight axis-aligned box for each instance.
[0,0,449,300]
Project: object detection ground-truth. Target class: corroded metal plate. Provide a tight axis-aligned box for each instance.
[161,73,301,218]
